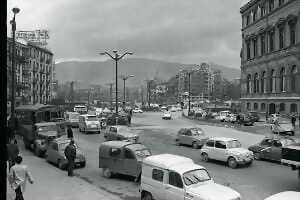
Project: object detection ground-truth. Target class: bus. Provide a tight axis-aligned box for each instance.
[74,105,88,114]
[15,104,66,149]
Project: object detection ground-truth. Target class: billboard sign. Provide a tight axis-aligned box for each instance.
[16,30,49,46]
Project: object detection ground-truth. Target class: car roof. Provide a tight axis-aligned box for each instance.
[53,137,71,144]
[209,137,237,142]
[80,114,97,117]
[100,141,134,148]
[264,191,300,200]
[35,122,57,126]
[169,163,206,175]
[143,154,195,169]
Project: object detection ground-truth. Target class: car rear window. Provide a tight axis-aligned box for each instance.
[152,169,164,182]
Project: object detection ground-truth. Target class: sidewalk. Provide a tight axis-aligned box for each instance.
[16,141,123,200]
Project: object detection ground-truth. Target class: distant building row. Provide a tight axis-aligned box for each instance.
[7,38,56,105]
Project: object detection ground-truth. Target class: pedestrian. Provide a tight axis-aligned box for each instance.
[7,161,16,200]
[236,114,241,125]
[7,138,19,169]
[9,156,34,200]
[291,114,296,129]
[67,125,73,139]
[64,139,76,177]
[127,114,131,125]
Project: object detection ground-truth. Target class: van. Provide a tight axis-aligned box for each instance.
[64,112,80,127]
[140,154,241,200]
[99,141,151,181]
[78,114,101,134]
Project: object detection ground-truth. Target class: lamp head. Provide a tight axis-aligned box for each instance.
[99,52,106,55]
[129,75,134,77]
[12,7,20,14]
[113,50,118,54]
[126,52,133,55]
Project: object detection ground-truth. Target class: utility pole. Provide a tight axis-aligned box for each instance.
[70,81,74,103]
[106,83,114,110]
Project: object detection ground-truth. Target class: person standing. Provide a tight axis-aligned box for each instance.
[9,156,34,200]
[67,125,73,139]
[291,114,296,129]
[7,138,19,169]
[64,140,76,176]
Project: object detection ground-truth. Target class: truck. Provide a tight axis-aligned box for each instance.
[281,142,300,179]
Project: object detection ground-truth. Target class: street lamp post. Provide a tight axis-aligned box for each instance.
[188,72,191,115]
[121,75,134,107]
[100,51,133,115]
[10,7,20,126]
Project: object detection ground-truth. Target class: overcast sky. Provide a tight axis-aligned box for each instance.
[8,0,249,68]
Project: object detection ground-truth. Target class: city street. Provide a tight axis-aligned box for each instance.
[21,111,300,200]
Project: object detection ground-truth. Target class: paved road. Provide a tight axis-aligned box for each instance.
[70,111,299,200]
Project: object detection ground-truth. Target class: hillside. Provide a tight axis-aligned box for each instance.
[55,58,240,87]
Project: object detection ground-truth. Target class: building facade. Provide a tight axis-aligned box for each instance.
[240,0,300,115]
[7,38,55,105]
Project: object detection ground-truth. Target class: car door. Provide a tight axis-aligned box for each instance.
[260,139,273,160]
[164,171,184,200]
[177,129,185,144]
[269,140,283,161]
[185,130,193,145]
[204,140,215,159]
[214,140,227,161]
[47,142,57,163]
[109,147,124,173]
[123,148,138,176]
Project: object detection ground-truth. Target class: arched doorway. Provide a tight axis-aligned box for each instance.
[269,103,276,114]
[290,103,298,113]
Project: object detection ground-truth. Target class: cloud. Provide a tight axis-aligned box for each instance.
[8,0,245,69]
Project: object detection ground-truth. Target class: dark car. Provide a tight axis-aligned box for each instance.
[248,111,260,122]
[237,113,254,126]
[248,137,296,161]
[104,125,139,143]
[106,113,128,126]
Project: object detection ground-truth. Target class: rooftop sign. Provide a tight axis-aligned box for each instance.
[16,29,49,46]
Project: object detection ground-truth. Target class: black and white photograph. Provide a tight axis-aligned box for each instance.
[2,0,300,200]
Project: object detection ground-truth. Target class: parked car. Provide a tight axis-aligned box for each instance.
[218,110,231,122]
[270,122,295,136]
[248,111,260,122]
[162,111,172,120]
[33,122,60,157]
[78,114,101,134]
[175,127,209,149]
[133,108,143,113]
[103,125,139,143]
[64,112,80,127]
[46,137,86,169]
[200,137,254,168]
[248,136,296,161]
[281,143,300,179]
[140,154,241,200]
[106,113,129,125]
[264,191,300,200]
[99,141,151,180]
[237,113,254,126]
[224,114,237,123]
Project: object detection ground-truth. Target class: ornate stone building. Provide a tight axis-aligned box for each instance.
[240,0,300,115]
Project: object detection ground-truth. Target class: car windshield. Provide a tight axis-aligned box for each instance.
[38,125,57,132]
[227,140,242,148]
[86,116,98,121]
[281,139,295,146]
[183,169,211,186]
[69,113,79,119]
[190,128,204,136]
[135,149,151,158]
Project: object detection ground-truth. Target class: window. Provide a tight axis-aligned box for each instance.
[254,103,258,110]
[169,172,183,188]
[270,69,275,93]
[246,14,250,26]
[261,3,266,17]
[289,23,296,45]
[278,0,284,7]
[253,38,258,57]
[269,30,275,52]
[109,148,121,157]
[261,103,266,111]
[246,40,251,60]
[261,34,266,55]
[261,139,272,146]
[269,0,274,12]
[261,71,266,93]
[247,74,251,93]
[273,140,282,147]
[290,103,298,113]
[51,142,58,151]
[247,103,251,110]
[254,73,259,93]
[291,66,297,92]
[124,149,135,159]
[152,169,164,182]
[183,169,211,186]
[206,140,214,147]
[253,9,257,22]
[279,103,285,112]
[280,67,285,92]
[279,27,285,49]
[215,141,226,149]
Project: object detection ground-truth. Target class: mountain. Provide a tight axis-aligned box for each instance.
[55,58,240,87]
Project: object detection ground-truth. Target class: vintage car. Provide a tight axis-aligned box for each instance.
[140,154,241,200]
[103,125,139,143]
[175,127,209,149]
[224,114,237,123]
[133,108,143,113]
[217,110,231,122]
[264,191,300,200]
[33,122,60,157]
[270,122,295,136]
[237,113,254,126]
[248,136,296,161]
[78,114,101,134]
[248,111,260,122]
[200,137,254,168]
[64,112,80,127]
[46,137,86,169]
[162,111,171,120]
[99,141,151,180]
[106,113,129,126]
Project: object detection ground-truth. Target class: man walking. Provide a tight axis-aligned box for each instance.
[7,138,19,169]
[9,156,34,200]
[64,139,76,176]
[67,125,74,139]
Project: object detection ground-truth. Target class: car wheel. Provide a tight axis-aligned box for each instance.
[142,192,153,200]
[192,142,199,149]
[102,168,112,178]
[201,153,209,162]
[175,140,181,146]
[228,157,238,169]
[246,161,253,167]
[254,152,261,160]
[58,160,65,170]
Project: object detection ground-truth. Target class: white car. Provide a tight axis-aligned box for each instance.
[218,111,231,122]
[133,108,143,113]
[162,111,171,120]
[264,191,300,200]
[140,154,241,200]
[200,137,254,168]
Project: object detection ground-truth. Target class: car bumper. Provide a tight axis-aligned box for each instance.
[85,127,101,132]
[236,158,253,164]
